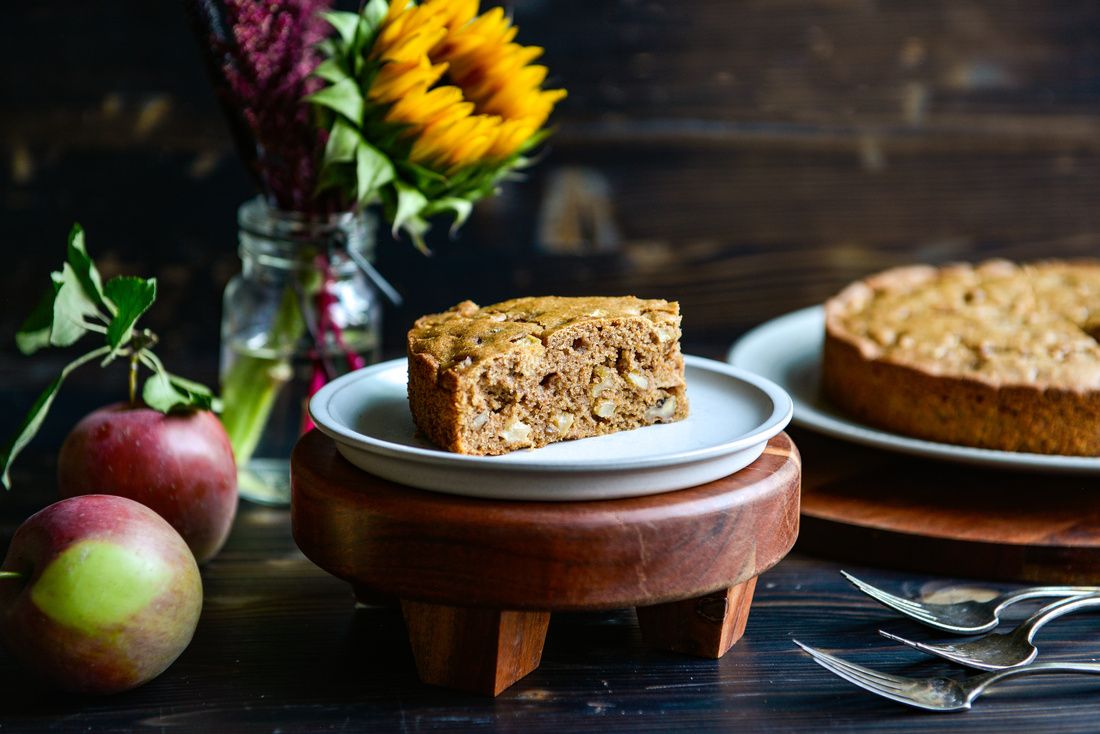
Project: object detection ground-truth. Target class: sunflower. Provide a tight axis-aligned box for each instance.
[308,0,565,246]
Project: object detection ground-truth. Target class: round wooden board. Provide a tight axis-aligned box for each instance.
[796,432,1100,584]
[290,430,801,611]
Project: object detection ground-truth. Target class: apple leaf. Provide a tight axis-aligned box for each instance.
[0,346,110,490]
[142,368,221,414]
[104,276,157,351]
[65,224,112,316]
[165,373,223,413]
[142,371,184,412]
[15,279,63,355]
[51,264,106,348]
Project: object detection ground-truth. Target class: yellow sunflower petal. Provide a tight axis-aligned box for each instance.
[365,0,564,173]
[425,0,480,31]
[385,85,467,127]
[370,60,448,104]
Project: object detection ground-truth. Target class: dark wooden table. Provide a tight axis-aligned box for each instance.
[4,427,1100,732]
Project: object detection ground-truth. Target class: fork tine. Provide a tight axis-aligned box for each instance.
[857,586,938,622]
[853,589,938,622]
[795,642,911,692]
[879,630,991,669]
[879,629,929,651]
[808,654,901,695]
[794,641,916,702]
[878,630,957,658]
[841,572,927,613]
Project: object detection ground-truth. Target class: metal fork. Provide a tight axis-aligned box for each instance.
[841,571,1100,634]
[794,640,1100,711]
[879,592,1100,670]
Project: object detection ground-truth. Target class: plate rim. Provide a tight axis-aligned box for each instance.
[309,354,793,474]
[728,305,1100,473]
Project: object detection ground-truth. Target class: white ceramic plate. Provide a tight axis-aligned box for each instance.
[728,305,1100,474]
[308,355,793,500]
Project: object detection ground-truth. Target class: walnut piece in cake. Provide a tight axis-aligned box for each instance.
[407,296,689,455]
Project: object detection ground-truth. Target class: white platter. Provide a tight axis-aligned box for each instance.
[728,305,1100,475]
[308,355,793,501]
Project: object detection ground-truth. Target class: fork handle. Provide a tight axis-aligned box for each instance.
[1017,592,1100,642]
[998,586,1100,610]
[974,661,1100,696]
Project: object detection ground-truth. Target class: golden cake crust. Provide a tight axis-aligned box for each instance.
[407,296,688,455]
[823,260,1100,455]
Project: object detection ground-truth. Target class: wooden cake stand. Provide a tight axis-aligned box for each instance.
[291,430,801,695]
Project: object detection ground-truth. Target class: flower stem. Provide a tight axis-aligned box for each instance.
[220,283,304,466]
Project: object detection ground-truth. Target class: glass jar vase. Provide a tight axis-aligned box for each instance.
[220,197,382,505]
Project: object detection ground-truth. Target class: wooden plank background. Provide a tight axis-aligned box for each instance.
[3,0,1100,378]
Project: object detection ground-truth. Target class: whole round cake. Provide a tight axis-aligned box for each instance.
[823,260,1100,455]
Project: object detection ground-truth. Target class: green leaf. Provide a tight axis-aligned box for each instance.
[0,346,110,489]
[425,197,474,235]
[324,118,361,165]
[315,161,354,197]
[391,180,429,238]
[15,279,63,355]
[103,276,157,350]
[313,58,350,85]
[306,78,364,125]
[360,0,389,36]
[399,161,449,190]
[320,10,362,46]
[1,376,64,490]
[168,373,222,413]
[356,142,395,204]
[66,224,112,316]
[142,370,183,413]
[141,361,221,414]
[50,264,104,347]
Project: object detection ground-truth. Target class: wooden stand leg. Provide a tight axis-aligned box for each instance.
[401,600,550,696]
[635,577,758,659]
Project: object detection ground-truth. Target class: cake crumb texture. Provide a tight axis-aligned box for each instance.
[407,296,688,455]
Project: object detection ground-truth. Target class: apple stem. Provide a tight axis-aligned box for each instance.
[0,571,23,580]
[129,353,139,405]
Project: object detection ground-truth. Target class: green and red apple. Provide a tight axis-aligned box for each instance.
[0,494,202,694]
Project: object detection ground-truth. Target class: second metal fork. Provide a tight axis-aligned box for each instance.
[795,640,1100,712]
[880,592,1100,670]
[842,571,1100,634]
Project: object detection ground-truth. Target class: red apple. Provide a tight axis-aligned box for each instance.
[0,495,202,694]
[58,403,237,564]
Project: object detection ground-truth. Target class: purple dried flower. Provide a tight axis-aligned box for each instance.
[187,0,342,213]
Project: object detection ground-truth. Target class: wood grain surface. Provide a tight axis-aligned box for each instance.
[291,431,801,611]
[7,433,1100,729]
[796,430,1100,583]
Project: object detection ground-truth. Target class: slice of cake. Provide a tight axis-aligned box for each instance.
[407,296,689,455]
